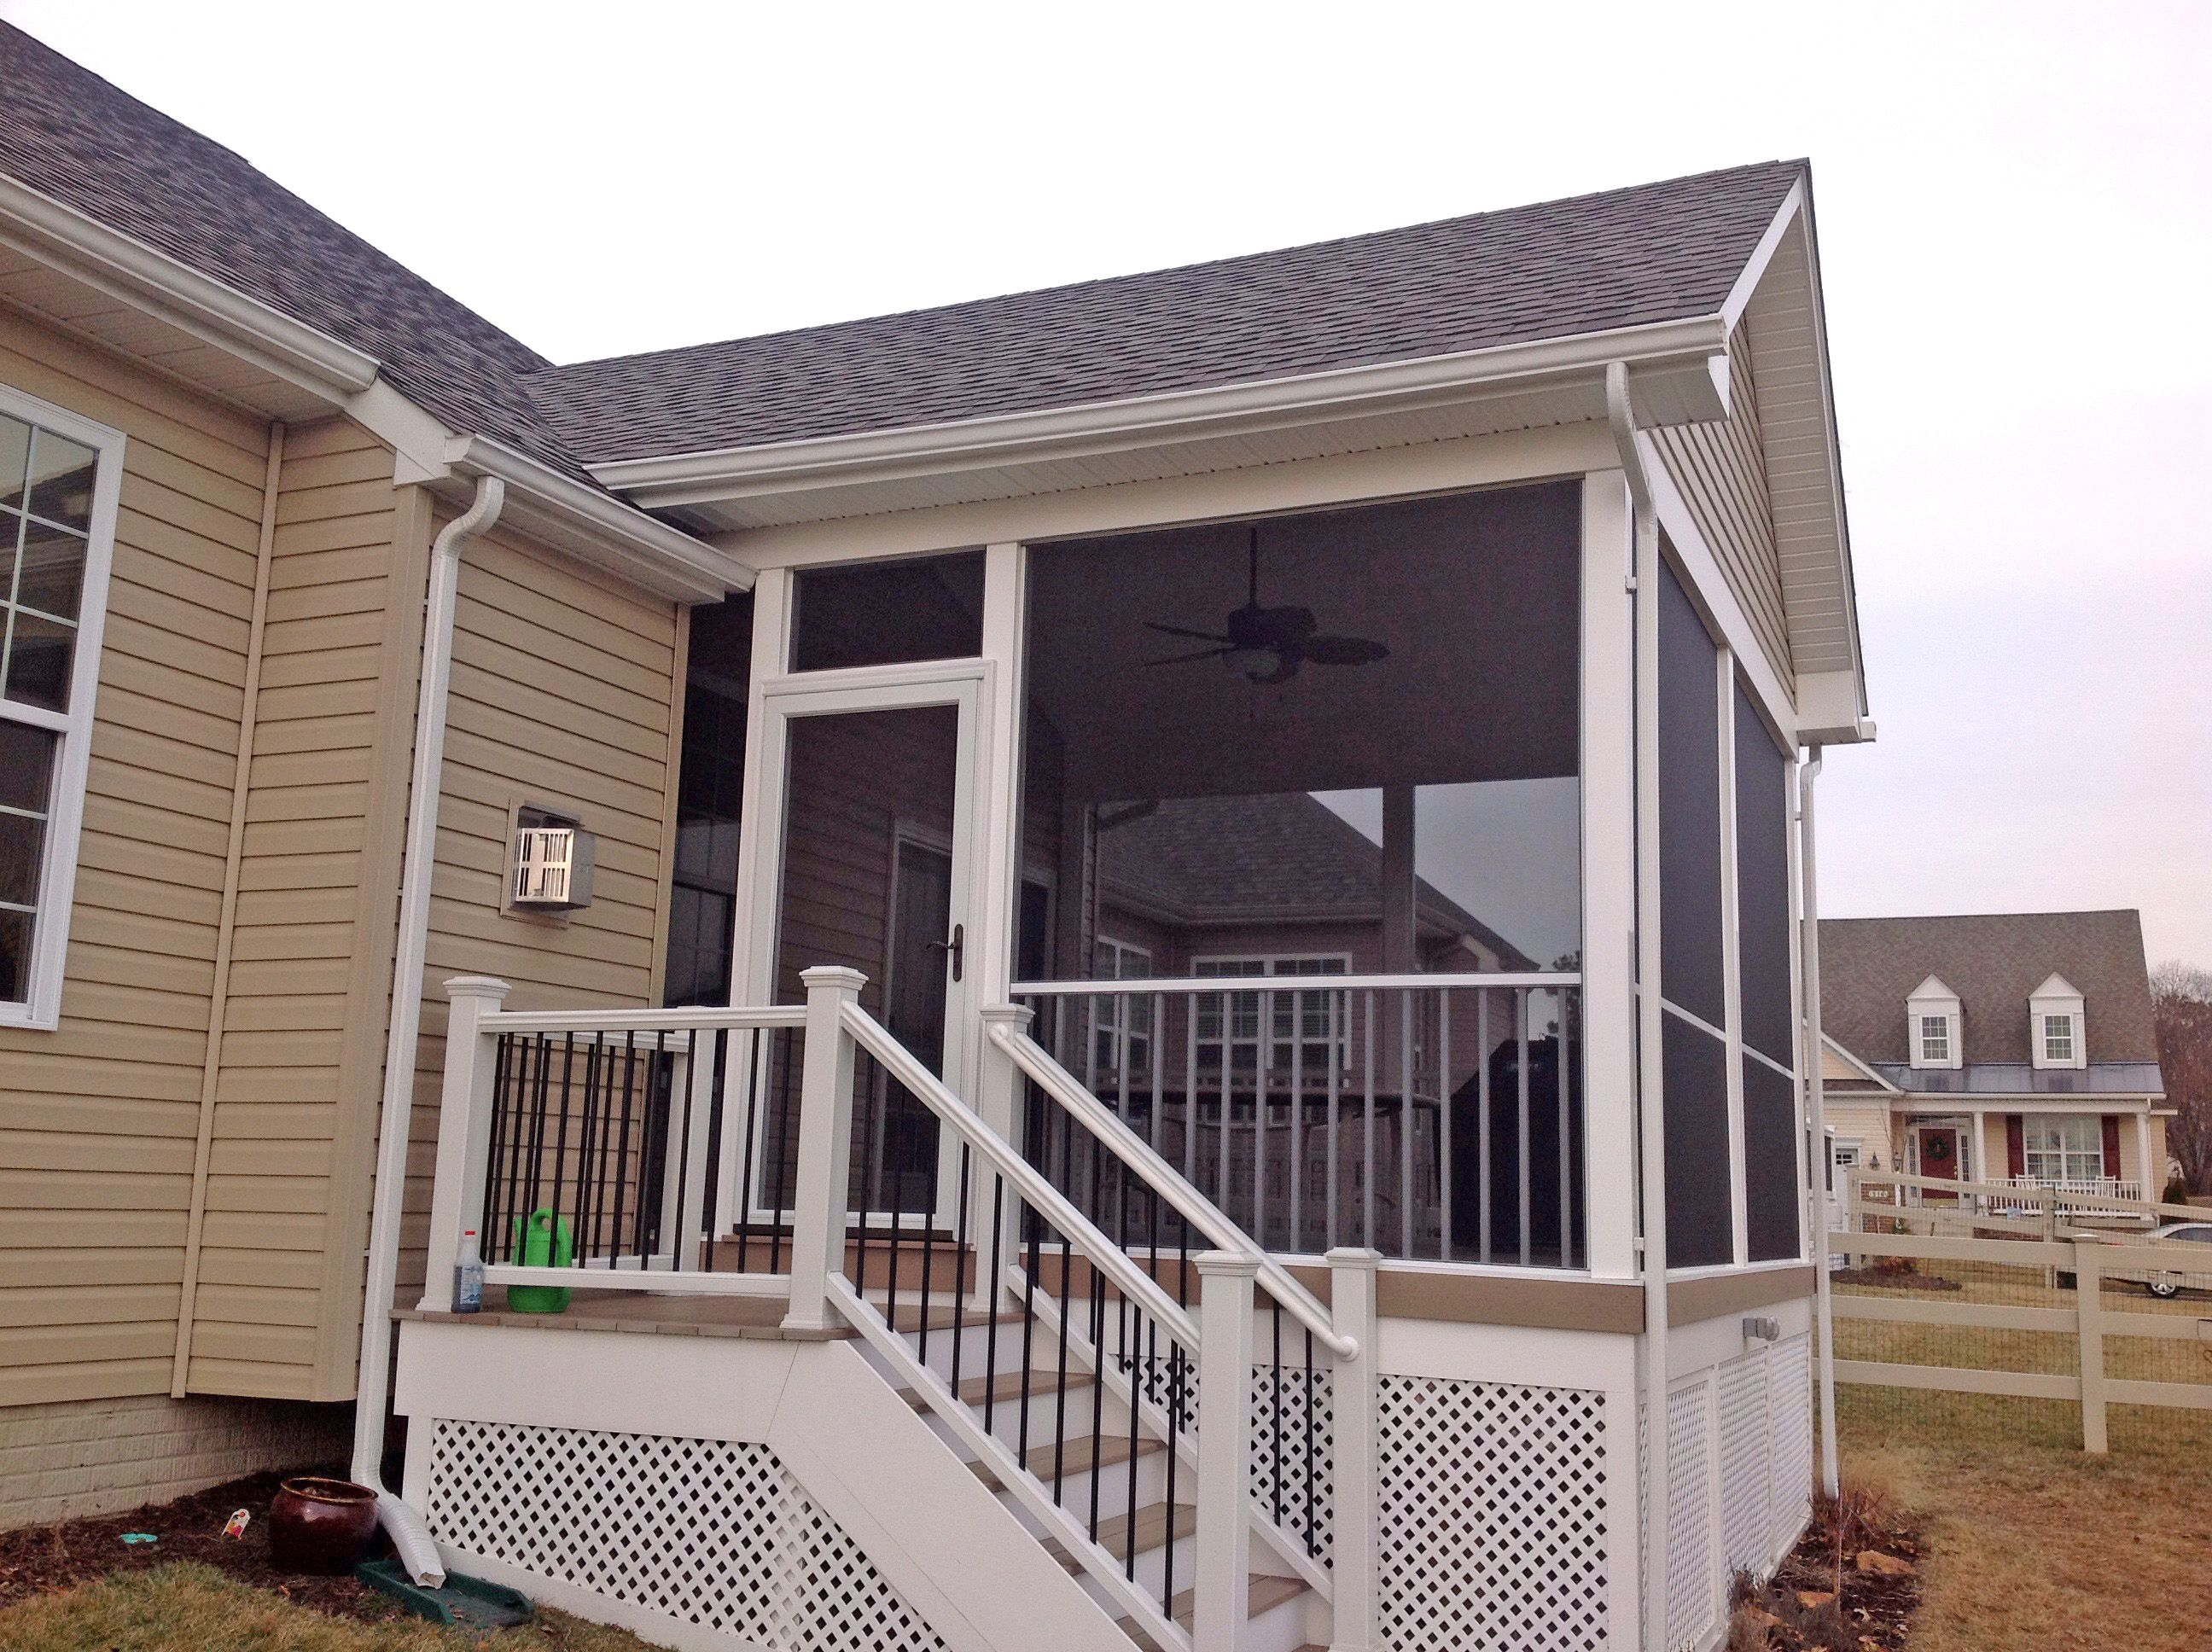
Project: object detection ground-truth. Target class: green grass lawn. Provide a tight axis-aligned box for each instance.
[0,1562,660,1652]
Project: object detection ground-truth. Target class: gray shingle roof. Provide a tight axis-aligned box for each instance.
[0,23,591,484]
[526,160,1807,463]
[1819,911,2162,1069]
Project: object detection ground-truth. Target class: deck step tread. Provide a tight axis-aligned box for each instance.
[1115,1574,1309,1645]
[966,1431,1166,1488]
[903,1370,1097,1411]
[1036,1500,1197,1571]
[887,1303,1027,1332]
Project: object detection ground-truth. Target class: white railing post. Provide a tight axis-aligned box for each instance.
[976,1004,1034,1307]
[783,966,865,1334]
[421,975,511,1312]
[1326,1247,1382,1652]
[1195,1251,1258,1652]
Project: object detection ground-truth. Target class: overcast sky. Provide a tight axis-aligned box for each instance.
[7,1,2208,964]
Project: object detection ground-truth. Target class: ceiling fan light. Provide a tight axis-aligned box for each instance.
[1224,646,1279,683]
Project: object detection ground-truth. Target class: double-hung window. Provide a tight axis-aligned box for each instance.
[0,388,120,1028]
[1091,937,1153,1077]
[2022,1114,2102,1184]
[1917,1015,1950,1065]
[1193,955,1350,1073]
[2041,1013,2075,1064]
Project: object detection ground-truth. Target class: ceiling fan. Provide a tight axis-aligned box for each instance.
[1144,525,1389,685]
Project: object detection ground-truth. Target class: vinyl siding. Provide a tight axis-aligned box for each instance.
[393,522,682,1295]
[0,308,268,1409]
[1649,329,1793,692]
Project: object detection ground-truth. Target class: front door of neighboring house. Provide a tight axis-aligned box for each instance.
[1917,1125,1961,1198]
[736,668,987,1228]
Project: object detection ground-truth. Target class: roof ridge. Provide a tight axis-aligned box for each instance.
[537,158,1807,378]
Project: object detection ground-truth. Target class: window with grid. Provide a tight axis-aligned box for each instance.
[1090,937,1153,1074]
[0,393,114,1026]
[2023,1114,2102,1183]
[1192,955,1349,1072]
[2041,1014,2075,1064]
[1917,1015,1950,1065]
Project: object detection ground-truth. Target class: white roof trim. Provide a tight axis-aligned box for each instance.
[1718,180,1807,332]
[0,172,378,398]
[1823,1034,1900,1092]
[587,312,1733,509]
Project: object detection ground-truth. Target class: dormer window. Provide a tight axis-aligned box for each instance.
[2028,973,2086,1071]
[1918,1015,1951,1065]
[1906,974,1962,1069]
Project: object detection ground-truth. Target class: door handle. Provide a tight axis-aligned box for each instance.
[926,923,964,983]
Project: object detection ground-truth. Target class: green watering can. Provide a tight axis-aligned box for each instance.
[506,1209,573,1313]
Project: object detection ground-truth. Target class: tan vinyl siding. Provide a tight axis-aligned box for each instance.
[1649,329,1793,691]
[0,307,266,1410]
[393,522,682,1295]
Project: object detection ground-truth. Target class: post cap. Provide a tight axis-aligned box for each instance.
[1193,1249,1263,1279]
[798,964,869,991]
[1323,1246,1382,1271]
[445,975,513,1001]
[979,1003,1037,1026]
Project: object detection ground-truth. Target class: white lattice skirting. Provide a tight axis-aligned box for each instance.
[424,1419,948,1652]
[1377,1375,1610,1652]
[1644,1332,1815,1652]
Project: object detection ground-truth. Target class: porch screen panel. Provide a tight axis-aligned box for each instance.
[1663,1013,1732,1267]
[1656,558,1723,1025]
[1742,1057,1798,1260]
[665,592,754,1006]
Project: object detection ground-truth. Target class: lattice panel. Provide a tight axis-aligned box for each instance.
[1377,1375,1609,1652]
[1717,1348,1773,1579]
[1767,1335,1813,1561]
[424,1419,947,1652]
[1663,1377,1715,1652]
[1251,1360,1333,1561]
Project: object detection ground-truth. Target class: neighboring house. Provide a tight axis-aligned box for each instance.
[1819,911,2171,1206]
[0,22,1873,1652]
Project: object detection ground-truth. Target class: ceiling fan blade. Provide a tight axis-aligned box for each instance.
[1144,620,1233,643]
[1144,645,1237,666]
[1301,635,1390,666]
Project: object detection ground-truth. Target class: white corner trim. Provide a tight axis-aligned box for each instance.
[0,174,378,400]
[589,313,1734,507]
[0,380,125,1031]
[442,433,754,601]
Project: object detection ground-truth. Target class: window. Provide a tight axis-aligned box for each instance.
[2042,1013,2075,1064]
[1090,938,1153,1075]
[1918,1015,1950,1065]
[1192,955,1349,1073]
[2023,1114,2102,1184]
[0,390,118,1027]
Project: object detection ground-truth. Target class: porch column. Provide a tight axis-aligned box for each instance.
[2138,1108,2158,1201]
[783,966,865,1333]
[1379,783,1416,974]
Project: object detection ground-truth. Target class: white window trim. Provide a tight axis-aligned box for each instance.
[0,383,123,1032]
[1906,974,1962,1071]
[2021,1113,2103,1183]
[2028,974,2087,1071]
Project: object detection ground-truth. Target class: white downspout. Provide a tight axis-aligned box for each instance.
[350,475,506,1583]
[1798,747,1840,1496]
[1607,360,1668,1652]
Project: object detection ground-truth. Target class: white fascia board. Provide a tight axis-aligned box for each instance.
[1821,1034,1899,1092]
[0,174,379,399]
[1795,670,1871,745]
[443,433,753,601]
[1718,180,1807,334]
[589,313,1732,510]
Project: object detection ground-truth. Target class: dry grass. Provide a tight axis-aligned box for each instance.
[0,1562,657,1652]
[1837,1389,2212,1652]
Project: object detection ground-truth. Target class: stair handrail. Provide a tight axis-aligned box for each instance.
[989,1016,1359,1361]
[839,1000,1202,1351]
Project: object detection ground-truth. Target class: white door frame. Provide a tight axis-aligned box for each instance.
[725,656,996,1226]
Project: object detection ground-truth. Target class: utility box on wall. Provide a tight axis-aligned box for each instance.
[509,808,595,912]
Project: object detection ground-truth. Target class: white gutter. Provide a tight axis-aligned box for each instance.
[1799,747,1841,1497]
[591,314,1732,509]
[349,474,506,1585]
[442,433,752,601]
[0,174,379,398]
[1609,359,1670,1652]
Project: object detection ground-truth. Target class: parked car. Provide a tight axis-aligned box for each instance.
[2133,1221,2212,1299]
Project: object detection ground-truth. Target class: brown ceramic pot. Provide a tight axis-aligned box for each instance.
[268,1476,379,1574]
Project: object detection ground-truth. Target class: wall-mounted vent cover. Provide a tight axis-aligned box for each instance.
[511,814,595,910]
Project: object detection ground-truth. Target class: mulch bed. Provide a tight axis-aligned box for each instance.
[1832,1265,1962,1291]
[0,1466,413,1626]
[1732,1486,1924,1650]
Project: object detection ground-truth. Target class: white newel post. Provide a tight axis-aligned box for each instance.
[783,966,865,1333]
[1325,1247,1382,1652]
[1195,1251,1258,1652]
[975,1005,1034,1309]
[421,975,511,1312]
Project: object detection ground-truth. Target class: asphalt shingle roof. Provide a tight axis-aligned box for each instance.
[526,160,1806,462]
[1819,911,2162,1069]
[0,22,591,483]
